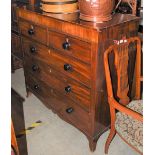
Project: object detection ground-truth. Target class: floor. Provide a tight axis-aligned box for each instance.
[11,68,138,155]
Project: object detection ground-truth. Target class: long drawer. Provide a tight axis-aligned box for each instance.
[24,56,91,111]
[22,37,91,88]
[59,97,91,134]
[25,74,90,133]
[25,74,63,112]
[48,31,91,64]
[19,20,47,45]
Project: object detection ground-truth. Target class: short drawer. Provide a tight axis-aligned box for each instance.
[24,57,91,111]
[22,37,91,88]
[49,31,91,64]
[19,20,47,45]
[25,74,65,112]
[21,37,49,58]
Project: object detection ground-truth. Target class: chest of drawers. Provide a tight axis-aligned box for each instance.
[17,6,140,151]
[11,1,23,73]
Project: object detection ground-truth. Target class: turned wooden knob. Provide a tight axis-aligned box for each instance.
[32,64,39,72]
[64,64,72,71]
[66,107,74,113]
[62,42,70,50]
[34,84,39,89]
[30,46,37,53]
[65,86,71,93]
[28,29,34,35]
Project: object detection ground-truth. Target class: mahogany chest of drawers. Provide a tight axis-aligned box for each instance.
[17,6,140,151]
[11,1,22,73]
[11,1,27,73]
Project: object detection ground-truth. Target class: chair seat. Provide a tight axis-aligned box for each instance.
[115,100,143,153]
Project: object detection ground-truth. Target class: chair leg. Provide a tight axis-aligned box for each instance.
[105,128,116,154]
[105,105,116,154]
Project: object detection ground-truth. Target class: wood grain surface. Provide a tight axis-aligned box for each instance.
[17,5,140,152]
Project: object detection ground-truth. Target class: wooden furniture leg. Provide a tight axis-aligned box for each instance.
[26,88,32,98]
[89,138,98,152]
[105,106,116,154]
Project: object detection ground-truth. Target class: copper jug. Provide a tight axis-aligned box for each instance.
[79,0,115,22]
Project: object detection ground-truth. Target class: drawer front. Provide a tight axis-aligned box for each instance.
[25,74,65,112]
[48,51,91,88]
[49,31,91,63]
[22,37,91,88]
[24,57,91,111]
[19,20,47,45]
[25,73,90,134]
[59,98,91,133]
[12,21,19,32]
[11,3,18,23]
[11,33,21,54]
[22,37,49,58]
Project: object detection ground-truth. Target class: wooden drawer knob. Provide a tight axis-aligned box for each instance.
[30,46,37,53]
[28,29,34,35]
[32,64,39,72]
[34,84,39,89]
[65,86,71,93]
[62,42,70,50]
[64,64,72,71]
[66,107,74,114]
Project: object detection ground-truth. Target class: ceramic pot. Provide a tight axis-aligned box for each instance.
[79,0,115,22]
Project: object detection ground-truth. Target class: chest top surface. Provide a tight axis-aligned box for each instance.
[17,5,140,31]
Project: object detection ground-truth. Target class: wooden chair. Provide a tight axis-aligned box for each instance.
[11,120,19,155]
[104,37,143,154]
[115,0,138,15]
